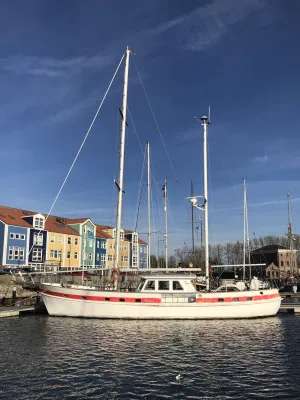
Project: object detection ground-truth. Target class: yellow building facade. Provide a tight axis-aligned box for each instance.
[45,220,81,268]
[102,228,130,267]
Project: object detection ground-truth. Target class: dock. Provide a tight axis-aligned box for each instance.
[0,305,36,318]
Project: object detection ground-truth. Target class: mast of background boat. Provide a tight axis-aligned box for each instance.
[243,179,246,280]
[245,180,251,278]
[287,191,293,250]
[114,47,130,272]
[147,141,151,268]
[163,177,168,268]
[201,114,211,291]
[191,181,195,253]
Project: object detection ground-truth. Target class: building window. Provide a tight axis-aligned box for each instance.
[50,250,62,259]
[108,255,113,261]
[120,231,124,240]
[34,217,44,229]
[132,256,138,266]
[19,248,24,260]
[287,261,290,267]
[50,235,55,243]
[74,252,78,259]
[75,238,78,246]
[83,227,86,233]
[89,253,92,260]
[123,245,126,251]
[100,254,106,264]
[15,233,20,240]
[133,245,138,253]
[33,248,42,262]
[281,261,284,266]
[58,236,63,244]
[10,233,15,239]
[121,256,128,263]
[133,234,138,244]
[100,241,106,249]
[20,234,25,240]
[68,237,71,245]
[8,246,25,261]
[33,233,43,246]
[97,241,100,249]
[67,251,71,259]
[8,247,13,260]
[96,254,100,261]
[144,248,147,253]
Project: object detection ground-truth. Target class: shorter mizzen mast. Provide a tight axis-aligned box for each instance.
[114,47,130,273]
[202,114,211,291]
[187,110,211,290]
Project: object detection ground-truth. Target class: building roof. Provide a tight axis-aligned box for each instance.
[0,206,35,228]
[45,217,79,236]
[138,238,147,245]
[251,245,288,254]
[95,227,112,239]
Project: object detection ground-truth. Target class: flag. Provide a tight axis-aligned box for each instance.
[162,183,167,198]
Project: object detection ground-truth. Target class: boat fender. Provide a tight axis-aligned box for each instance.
[111,267,120,282]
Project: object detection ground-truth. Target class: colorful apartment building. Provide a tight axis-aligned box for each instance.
[66,218,96,268]
[0,205,148,270]
[98,225,130,267]
[45,217,81,269]
[95,226,110,267]
[138,238,148,269]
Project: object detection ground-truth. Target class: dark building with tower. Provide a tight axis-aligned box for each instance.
[250,245,298,280]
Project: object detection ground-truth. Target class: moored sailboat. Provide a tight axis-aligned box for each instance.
[40,48,281,319]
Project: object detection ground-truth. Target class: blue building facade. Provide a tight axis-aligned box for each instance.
[0,221,5,265]
[95,237,107,266]
[6,225,28,266]
[28,228,47,265]
[139,243,148,269]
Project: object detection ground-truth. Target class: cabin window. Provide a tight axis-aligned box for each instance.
[144,280,155,290]
[158,281,169,290]
[173,281,183,290]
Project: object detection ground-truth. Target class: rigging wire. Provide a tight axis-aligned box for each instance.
[134,147,147,232]
[27,52,125,256]
[133,59,179,183]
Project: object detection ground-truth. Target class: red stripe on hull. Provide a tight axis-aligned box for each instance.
[42,290,161,304]
[196,293,280,303]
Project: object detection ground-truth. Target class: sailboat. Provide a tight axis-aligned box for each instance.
[40,48,281,319]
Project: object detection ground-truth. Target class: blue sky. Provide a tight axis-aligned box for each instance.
[1,0,300,257]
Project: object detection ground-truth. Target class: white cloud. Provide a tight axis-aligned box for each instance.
[148,0,269,52]
[0,53,114,78]
[252,154,269,164]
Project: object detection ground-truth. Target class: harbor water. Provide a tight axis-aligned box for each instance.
[1,315,300,399]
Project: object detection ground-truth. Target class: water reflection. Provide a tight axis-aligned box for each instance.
[0,316,299,399]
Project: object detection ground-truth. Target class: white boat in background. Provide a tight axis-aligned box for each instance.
[40,47,281,319]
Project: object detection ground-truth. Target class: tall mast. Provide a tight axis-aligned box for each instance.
[287,191,293,250]
[191,181,195,253]
[243,178,246,280]
[114,47,130,270]
[163,177,168,268]
[147,141,151,268]
[201,115,210,291]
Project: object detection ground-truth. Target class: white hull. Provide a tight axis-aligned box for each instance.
[40,284,281,319]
